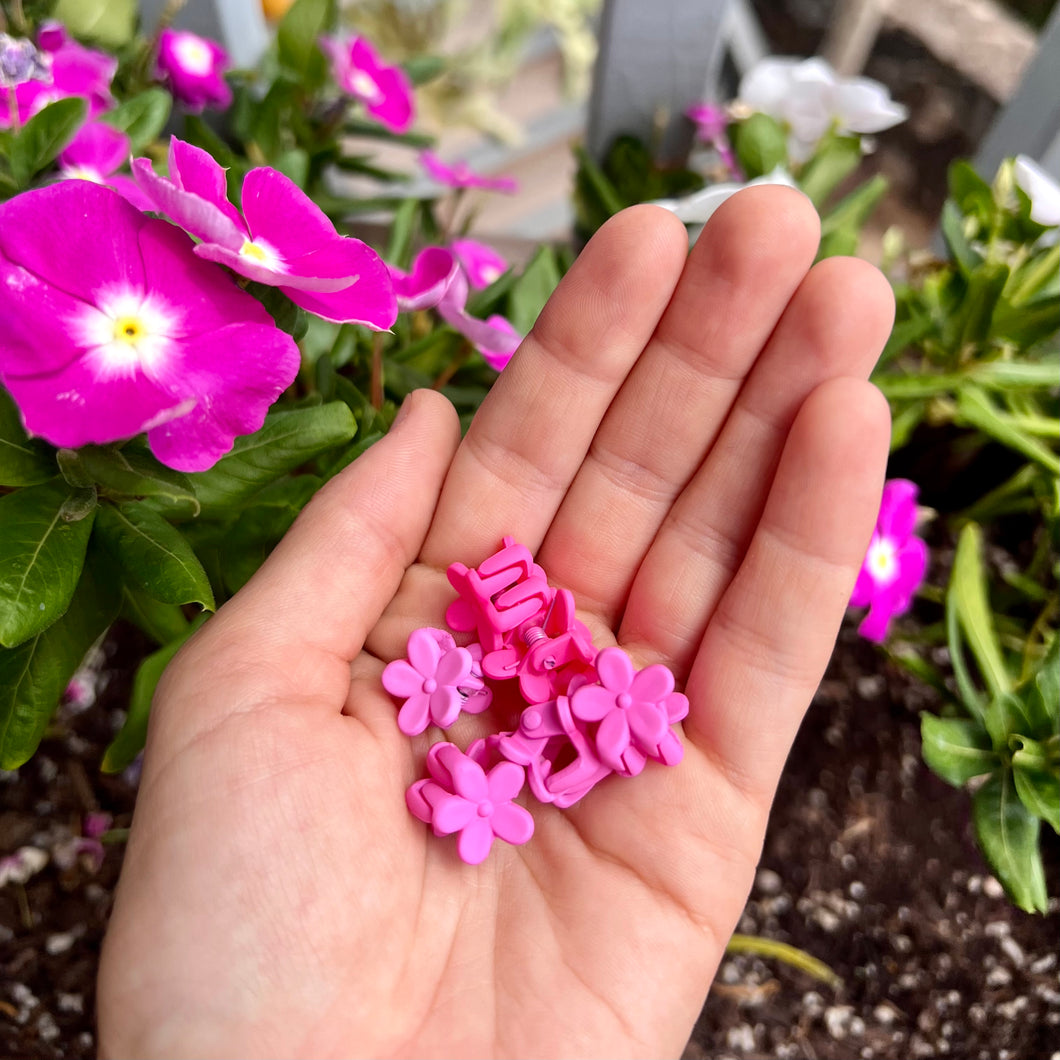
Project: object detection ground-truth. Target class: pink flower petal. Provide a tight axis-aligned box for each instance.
[405,779,436,823]
[595,708,632,773]
[489,802,534,846]
[397,692,432,735]
[487,761,526,803]
[877,479,919,541]
[630,663,675,703]
[407,627,442,677]
[627,699,668,751]
[435,646,473,687]
[241,167,344,259]
[570,683,618,723]
[156,29,231,113]
[281,269,398,328]
[447,754,489,802]
[132,156,246,249]
[364,64,414,134]
[432,794,477,836]
[653,729,684,766]
[457,817,495,864]
[381,659,423,698]
[451,238,508,289]
[665,691,689,724]
[594,646,634,693]
[60,121,129,177]
[0,181,145,305]
[428,686,463,729]
[390,246,460,311]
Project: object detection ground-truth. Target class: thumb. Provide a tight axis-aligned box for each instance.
[212,388,461,667]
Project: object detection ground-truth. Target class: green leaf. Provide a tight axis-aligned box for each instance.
[957,262,1010,348]
[949,522,1011,702]
[9,96,87,189]
[1009,735,1059,833]
[75,443,199,514]
[920,714,998,786]
[798,133,862,208]
[94,502,215,611]
[0,479,96,648]
[120,585,190,647]
[972,770,1049,913]
[402,54,446,86]
[191,403,357,513]
[948,160,993,216]
[102,617,207,774]
[0,389,55,486]
[98,88,173,154]
[385,197,420,268]
[990,296,1060,348]
[983,691,1038,753]
[53,0,136,47]
[939,200,983,276]
[731,113,788,180]
[220,476,321,593]
[1029,637,1059,731]
[956,385,1060,475]
[0,551,119,768]
[277,0,336,88]
[509,245,561,335]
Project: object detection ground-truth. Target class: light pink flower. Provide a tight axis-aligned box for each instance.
[388,246,521,369]
[319,35,414,134]
[133,138,397,328]
[406,742,534,864]
[2,23,115,128]
[156,28,232,113]
[570,646,689,773]
[419,150,518,193]
[451,238,508,289]
[0,181,300,471]
[850,479,928,642]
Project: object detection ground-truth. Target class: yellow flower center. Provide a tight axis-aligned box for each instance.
[866,538,898,584]
[113,316,146,344]
[240,239,270,262]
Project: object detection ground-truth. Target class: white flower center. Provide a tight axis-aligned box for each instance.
[61,165,105,184]
[172,34,215,76]
[350,68,383,104]
[866,537,899,585]
[74,287,180,380]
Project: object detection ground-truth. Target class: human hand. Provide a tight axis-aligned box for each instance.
[98,187,894,1059]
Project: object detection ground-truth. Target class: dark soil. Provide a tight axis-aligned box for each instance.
[2,621,1057,1058]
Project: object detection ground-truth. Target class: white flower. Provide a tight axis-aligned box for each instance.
[652,166,800,229]
[1013,155,1060,227]
[738,56,907,161]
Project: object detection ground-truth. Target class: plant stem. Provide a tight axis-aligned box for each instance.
[370,333,384,409]
[725,933,843,988]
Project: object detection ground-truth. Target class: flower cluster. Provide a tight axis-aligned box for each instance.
[383,538,689,864]
[850,479,928,642]
[155,28,232,113]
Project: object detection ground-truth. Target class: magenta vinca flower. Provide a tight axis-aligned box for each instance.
[0,181,300,471]
[389,246,521,370]
[451,238,508,290]
[419,150,518,193]
[58,121,155,211]
[133,138,397,328]
[155,28,232,113]
[685,101,740,177]
[570,647,689,773]
[850,479,928,642]
[406,743,534,864]
[2,23,115,128]
[382,628,477,735]
[319,35,414,134]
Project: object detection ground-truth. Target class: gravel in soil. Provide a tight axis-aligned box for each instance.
[2,626,1058,1057]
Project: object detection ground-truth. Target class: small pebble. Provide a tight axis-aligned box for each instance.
[725,1025,755,1052]
[982,876,1005,899]
[57,992,84,1014]
[999,936,1025,968]
[824,1005,854,1039]
[755,868,782,895]
[1030,953,1057,974]
[45,931,75,956]
[37,1013,60,1043]
[986,966,1012,987]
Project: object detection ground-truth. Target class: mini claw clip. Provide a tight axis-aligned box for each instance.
[383,539,688,864]
[405,742,534,864]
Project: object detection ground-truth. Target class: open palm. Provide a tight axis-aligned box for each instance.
[98,188,894,1059]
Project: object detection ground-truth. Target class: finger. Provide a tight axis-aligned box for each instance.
[684,377,891,802]
[420,204,690,569]
[620,255,895,670]
[539,185,821,619]
[188,389,461,681]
